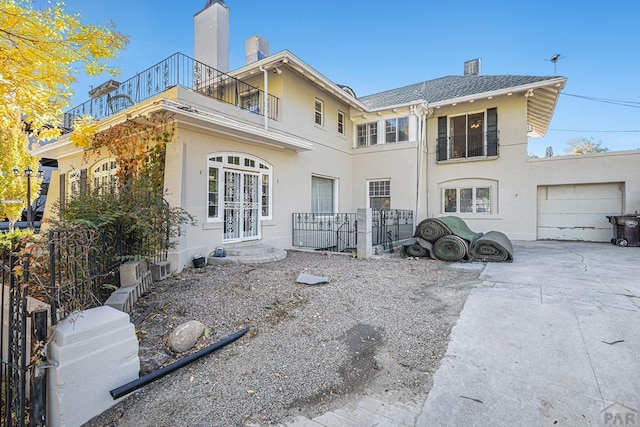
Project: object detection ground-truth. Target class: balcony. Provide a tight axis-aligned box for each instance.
[436,131,499,161]
[63,52,280,130]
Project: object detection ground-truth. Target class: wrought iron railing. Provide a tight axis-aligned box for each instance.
[372,209,414,249]
[292,209,414,253]
[1,249,47,426]
[436,130,499,160]
[292,213,357,252]
[63,52,280,130]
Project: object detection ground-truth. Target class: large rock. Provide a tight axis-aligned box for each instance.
[168,320,206,353]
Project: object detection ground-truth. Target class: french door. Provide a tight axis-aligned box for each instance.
[223,170,260,241]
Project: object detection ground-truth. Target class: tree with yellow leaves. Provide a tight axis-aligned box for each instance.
[0,0,127,229]
[0,116,41,230]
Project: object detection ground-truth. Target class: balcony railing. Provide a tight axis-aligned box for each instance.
[63,52,280,130]
[436,131,499,161]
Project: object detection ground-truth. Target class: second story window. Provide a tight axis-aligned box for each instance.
[385,117,409,143]
[437,108,498,161]
[240,90,260,114]
[357,122,378,147]
[315,99,324,125]
[337,111,345,134]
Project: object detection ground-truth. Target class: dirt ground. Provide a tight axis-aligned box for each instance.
[85,250,481,426]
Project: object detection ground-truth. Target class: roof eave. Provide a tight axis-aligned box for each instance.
[229,51,370,112]
[428,77,567,108]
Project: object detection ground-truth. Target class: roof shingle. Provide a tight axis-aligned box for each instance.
[358,75,558,109]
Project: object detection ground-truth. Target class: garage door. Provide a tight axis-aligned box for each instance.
[537,183,623,241]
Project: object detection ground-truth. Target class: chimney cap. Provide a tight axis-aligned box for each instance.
[206,0,225,5]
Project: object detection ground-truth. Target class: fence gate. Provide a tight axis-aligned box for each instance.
[1,249,48,427]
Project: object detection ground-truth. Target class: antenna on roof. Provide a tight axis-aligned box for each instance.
[546,53,565,75]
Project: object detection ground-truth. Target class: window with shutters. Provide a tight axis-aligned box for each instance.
[436,108,499,161]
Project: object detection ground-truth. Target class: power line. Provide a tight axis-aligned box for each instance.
[561,93,640,109]
[549,128,640,133]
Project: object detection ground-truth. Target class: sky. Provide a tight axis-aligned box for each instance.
[51,0,640,157]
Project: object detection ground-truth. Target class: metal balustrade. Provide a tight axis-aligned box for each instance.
[292,209,414,253]
[63,52,280,130]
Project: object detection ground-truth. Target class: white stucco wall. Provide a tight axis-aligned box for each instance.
[426,94,534,239]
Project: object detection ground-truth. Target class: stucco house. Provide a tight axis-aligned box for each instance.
[34,0,640,271]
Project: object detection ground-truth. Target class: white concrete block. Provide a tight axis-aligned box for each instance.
[357,208,373,259]
[47,306,140,427]
[119,261,141,288]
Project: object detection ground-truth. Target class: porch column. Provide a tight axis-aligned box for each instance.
[357,208,372,259]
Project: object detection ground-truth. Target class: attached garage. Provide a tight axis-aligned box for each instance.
[537,183,623,242]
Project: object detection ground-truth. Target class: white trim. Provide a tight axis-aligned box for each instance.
[366,179,391,209]
[207,152,273,226]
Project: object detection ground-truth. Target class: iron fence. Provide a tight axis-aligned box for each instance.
[292,213,357,252]
[1,249,47,426]
[436,130,499,160]
[292,209,414,253]
[63,52,280,129]
[47,228,123,325]
[372,209,415,249]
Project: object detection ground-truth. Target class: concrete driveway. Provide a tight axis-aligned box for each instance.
[418,241,640,426]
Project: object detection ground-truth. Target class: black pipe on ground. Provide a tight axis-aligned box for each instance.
[110,327,250,399]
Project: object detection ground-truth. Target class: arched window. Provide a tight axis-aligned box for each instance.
[91,158,118,195]
[207,153,272,242]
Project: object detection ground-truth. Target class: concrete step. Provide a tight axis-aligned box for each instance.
[207,245,287,265]
[225,244,273,257]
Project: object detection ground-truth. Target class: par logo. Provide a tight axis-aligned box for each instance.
[603,403,637,425]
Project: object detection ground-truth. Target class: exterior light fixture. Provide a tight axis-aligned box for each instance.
[13,166,44,229]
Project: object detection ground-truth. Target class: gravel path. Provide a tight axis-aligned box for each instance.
[85,250,481,426]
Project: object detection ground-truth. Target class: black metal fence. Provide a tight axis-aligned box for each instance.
[292,213,357,252]
[63,52,280,129]
[372,209,414,249]
[292,209,414,253]
[47,228,124,325]
[1,249,47,426]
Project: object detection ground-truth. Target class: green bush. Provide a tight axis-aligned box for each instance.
[0,228,36,252]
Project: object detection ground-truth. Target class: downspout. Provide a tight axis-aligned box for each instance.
[259,65,269,130]
[413,102,429,222]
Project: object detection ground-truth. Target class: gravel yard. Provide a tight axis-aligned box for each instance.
[85,250,481,426]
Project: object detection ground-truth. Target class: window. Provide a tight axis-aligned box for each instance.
[450,113,484,158]
[385,117,409,143]
[443,187,491,214]
[239,90,260,114]
[337,111,345,134]
[91,158,117,195]
[208,154,272,222]
[208,167,220,218]
[68,170,81,197]
[368,180,391,209]
[314,99,324,125]
[311,176,335,213]
[357,122,378,147]
[436,108,498,161]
